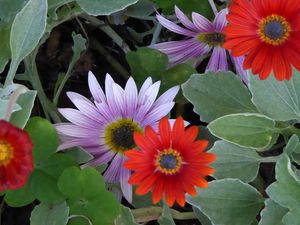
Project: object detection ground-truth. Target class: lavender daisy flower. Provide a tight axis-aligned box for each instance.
[55,71,179,202]
[151,6,248,83]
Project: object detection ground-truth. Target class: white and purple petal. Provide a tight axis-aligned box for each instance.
[156,14,198,37]
[206,47,228,72]
[213,9,228,32]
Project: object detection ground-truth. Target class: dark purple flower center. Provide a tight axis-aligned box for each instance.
[104,118,142,153]
[264,21,285,40]
[198,32,226,47]
[160,154,178,169]
[112,124,135,149]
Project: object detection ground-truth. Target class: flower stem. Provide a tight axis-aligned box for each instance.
[259,155,281,163]
[131,206,197,223]
[208,0,218,15]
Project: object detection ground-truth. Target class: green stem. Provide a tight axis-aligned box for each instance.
[53,56,76,106]
[90,37,130,79]
[25,55,61,123]
[151,22,162,45]
[132,206,197,223]
[3,64,18,88]
[79,14,130,53]
[259,155,281,163]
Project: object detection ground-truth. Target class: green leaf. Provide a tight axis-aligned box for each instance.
[266,155,300,225]
[0,26,11,73]
[64,147,94,164]
[58,167,120,225]
[0,0,28,23]
[208,113,278,149]
[126,47,168,85]
[48,0,73,19]
[284,135,300,156]
[10,90,36,128]
[30,154,77,203]
[192,207,212,225]
[187,179,264,225]
[30,169,65,204]
[25,117,58,162]
[132,186,153,208]
[249,70,300,122]
[53,33,86,104]
[4,182,35,207]
[76,0,138,16]
[158,201,176,225]
[8,0,47,83]
[30,202,69,225]
[0,99,21,119]
[125,0,156,18]
[182,72,257,123]
[114,206,139,225]
[209,141,262,182]
[198,126,219,149]
[259,199,288,225]
[160,63,196,102]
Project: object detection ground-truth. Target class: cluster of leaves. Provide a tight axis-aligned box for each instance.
[182,71,300,225]
[1,0,300,225]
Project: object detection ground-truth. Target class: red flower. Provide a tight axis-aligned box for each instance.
[0,120,33,191]
[223,0,300,80]
[124,117,216,207]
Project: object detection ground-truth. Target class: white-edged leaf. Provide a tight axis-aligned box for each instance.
[209,140,262,182]
[187,179,264,225]
[249,70,300,122]
[208,113,278,149]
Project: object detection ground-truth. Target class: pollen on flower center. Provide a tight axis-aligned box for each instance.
[0,140,14,166]
[155,149,182,175]
[198,32,226,47]
[104,118,142,153]
[258,14,291,46]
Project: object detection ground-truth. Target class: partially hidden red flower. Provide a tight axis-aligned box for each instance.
[223,0,300,80]
[0,120,33,191]
[124,117,216,207]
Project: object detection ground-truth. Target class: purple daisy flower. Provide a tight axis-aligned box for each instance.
[55,71,179,202]
[151,6,248,83]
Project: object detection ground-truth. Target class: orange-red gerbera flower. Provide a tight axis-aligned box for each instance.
[124,117,216,207]
[0,120,33,191]
[223,0,300,80]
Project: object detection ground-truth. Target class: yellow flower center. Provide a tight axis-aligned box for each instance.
[104,118,142,153]
[258,14,291,46]
[0,140,14,166]
[198,32,226,47]
[155,149,182,175]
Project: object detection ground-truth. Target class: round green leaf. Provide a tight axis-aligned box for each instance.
[249,70,300,122]
[4,181,35,207]
[76,0,138,16]
[182,72,257,123]
[25,117,58,162]
[160,63,196,102]
[187,179,264,225]
[30,170,65,204]
[126,47,168,85]
[208,113,278,149]
[30,202,69,225]
[209,141,262,182]
[58,167,120,225]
